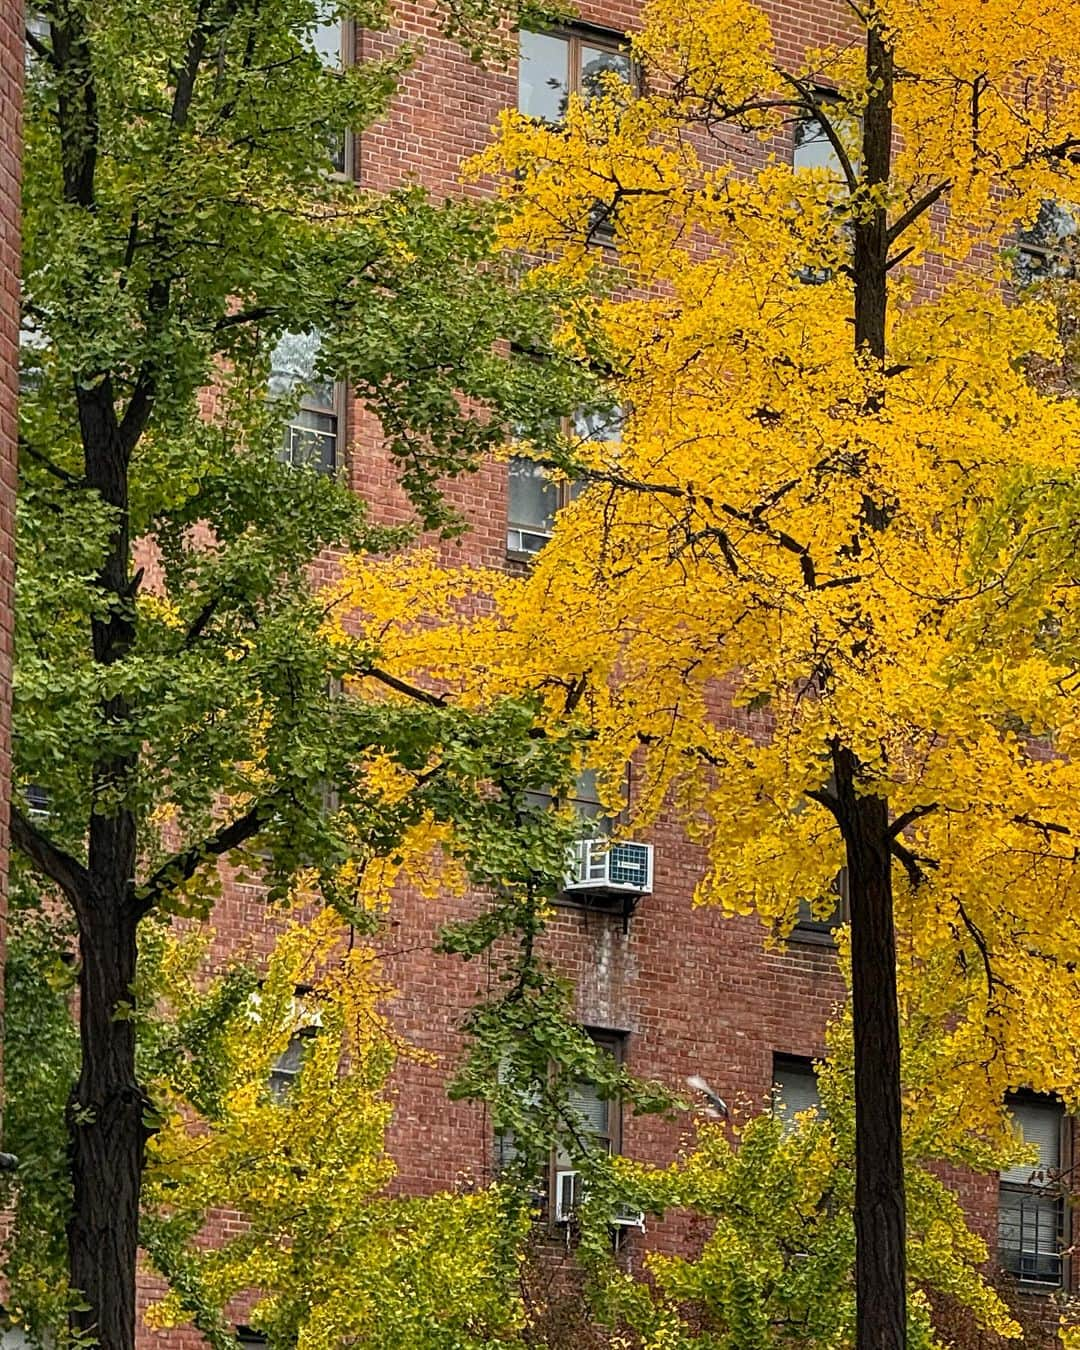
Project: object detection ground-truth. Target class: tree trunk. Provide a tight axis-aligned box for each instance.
[833,745,906,1349]
[843,16,906,1349]
[67,896,145,1350]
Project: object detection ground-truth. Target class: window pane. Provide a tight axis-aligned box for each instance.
[281,407,337,472]
[311,3,342,66]
[773,1059,820,1126]
[579,45,632,102]
[570,768,604,820]
[518,30,569,121]
[269,330,322,400]
[269,1031,311,1100]
[793,115,843,177]
[999,1187,1064,1284]
[508,456,558,544]
[795,870,846,934]
[1018,201,1078,282]
[1001,1100,1061,1183]
[572,406,623,442]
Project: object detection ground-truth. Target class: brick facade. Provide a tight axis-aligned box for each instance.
[0,0,22,1123]
[135,0,1060,1342]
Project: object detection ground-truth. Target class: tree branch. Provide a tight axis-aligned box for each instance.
[10,803,93,915]
[18,437,86,487]
[890,836,937,888]
[363,666,448,708]
[887,181,952,245]
[774,72,858,194]
[133,799,274,918]
[888,802,938,838]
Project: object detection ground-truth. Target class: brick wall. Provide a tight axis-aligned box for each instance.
[132,0,1066,1338]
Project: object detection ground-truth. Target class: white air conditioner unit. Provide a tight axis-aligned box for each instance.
[565,838,654,896]
[554,1169,645,1231]
[554,1168,582,1223]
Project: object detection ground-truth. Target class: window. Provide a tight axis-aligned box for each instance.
[507,458,564,555]
[1016,202,1078,284]
[794,868,848,943]
[999,1095,1067,1287]
[495,1030,626,1221]
[268,330,339,473]
[268,1025,318,1101]
[518,27,633,124]
[507,407,622,557]
[793,111,845,179]
[310,2,350,175]
[553,1030,625,1221]
[24,784,51,820]
[772,1054,821,1128]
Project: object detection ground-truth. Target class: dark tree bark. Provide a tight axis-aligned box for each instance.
[833,746,907,1350]
[67,897,145,1350]
[845,18,907,1350]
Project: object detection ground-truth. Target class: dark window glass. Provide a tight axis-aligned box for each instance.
[269,1026,318,1101]
[518,28,632,125]
[999,1097,1066,1286]
[1017,202,1078,284]
[794,868,848,940]
[772,1055,821,1129]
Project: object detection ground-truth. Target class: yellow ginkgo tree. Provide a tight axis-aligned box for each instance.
[331,1,1080,1343]
[139,910,531,1350]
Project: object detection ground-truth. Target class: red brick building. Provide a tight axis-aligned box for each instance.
[139,0,1069,1341]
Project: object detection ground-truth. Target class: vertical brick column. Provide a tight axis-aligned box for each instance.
[0,0,24,1112]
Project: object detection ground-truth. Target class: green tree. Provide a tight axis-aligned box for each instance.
[14,2,591,1347]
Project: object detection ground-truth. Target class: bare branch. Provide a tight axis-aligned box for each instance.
[10,803,92,915]
[888,802,938,838]
[363,666,448,708]
[887,181,952,245]
[134,800,273,918]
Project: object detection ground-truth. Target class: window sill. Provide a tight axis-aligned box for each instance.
[788,927,840,949]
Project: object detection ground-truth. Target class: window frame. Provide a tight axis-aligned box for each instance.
[506,454,575,559]
[311,7,355,179]
[998,1092,1070,1290]
[269,330,346,476]
[506,405,622,560]
[771,1053,822,1128]
[516,24,636,127]
[550,1028,626,1222]
[792,867,849,946]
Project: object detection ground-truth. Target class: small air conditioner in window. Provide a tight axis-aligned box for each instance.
[555,1169,582,1223]
[565,838,654,896]
[554,1170,645,1231]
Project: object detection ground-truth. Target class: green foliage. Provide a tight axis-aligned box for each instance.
[572,1008,1027,1350]
[0,880,81,1342]
[12,0,609,1340]
[139,914,531,1350]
